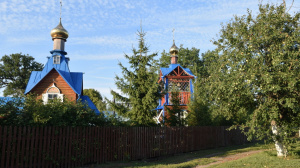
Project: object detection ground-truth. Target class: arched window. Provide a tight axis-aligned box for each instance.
[42,83,63,104]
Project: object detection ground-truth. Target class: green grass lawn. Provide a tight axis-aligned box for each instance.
[90,140,300,168]
[210,140,300,168]
[94,142,272,168]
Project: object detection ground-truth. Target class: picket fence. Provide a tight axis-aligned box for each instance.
[0,126,248,168]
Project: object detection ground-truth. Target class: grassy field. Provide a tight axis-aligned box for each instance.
[93,142,273,168]
[210,140,300,168]
[89,140,300,168]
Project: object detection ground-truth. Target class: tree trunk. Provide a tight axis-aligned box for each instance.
[271,121,287,157]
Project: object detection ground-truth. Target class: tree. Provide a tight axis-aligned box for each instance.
[206,3,300,156]
[0,53,43,97]
[165,87,185,126]
[83,89,107,111]
[106,28,161,126]
[187,50,235,126]
[0,95,107,126]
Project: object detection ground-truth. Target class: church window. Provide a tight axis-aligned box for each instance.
[53,55,61,64]
[42,83,63,104]
[48,94,58,100]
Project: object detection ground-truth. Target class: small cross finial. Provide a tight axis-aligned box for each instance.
[172,28,175,43]
[60,0,62,20]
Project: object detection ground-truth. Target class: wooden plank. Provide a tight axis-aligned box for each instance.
[15,127,22,167]
[9,126,17,168]
[88,127,92,163]
[0,126,5,168]
[20,127,27,168]
[29,127,36,168]
[69,127,74,168]
[33,127,39,168]
[102,127,105,163]
[41,127,47,167]
[51,126,57,168]
[0,126,3,167]
[5,126,12,168]
[66,127,71,167]
[24,127,31,168]
[37,127,43,167]
[45,127,52,167]
[61,127,66,168]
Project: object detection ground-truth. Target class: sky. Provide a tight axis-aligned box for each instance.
[0,0,299,100]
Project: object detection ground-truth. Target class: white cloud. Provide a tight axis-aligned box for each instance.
[71,53,124,60]
[70,36,135,46]
[7,36,45,43]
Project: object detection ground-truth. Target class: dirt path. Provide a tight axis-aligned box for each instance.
[195,149,265,168]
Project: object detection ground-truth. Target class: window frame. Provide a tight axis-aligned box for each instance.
[53,55,61,64]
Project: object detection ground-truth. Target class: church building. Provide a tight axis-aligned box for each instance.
[155,40,196,124]
[24,18,99,113]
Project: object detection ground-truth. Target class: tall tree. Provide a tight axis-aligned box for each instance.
[106,28,161,126]
[83,89,107,111]
[206,4,300,156]
[165,88,186,126]
[0,53,43,97]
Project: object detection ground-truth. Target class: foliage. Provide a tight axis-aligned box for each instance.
[164,88,185,126]
[83,88,107,111]
[187,50,235,126]
[0,53,43,97]
[106,28,161,126]
[186,85,211,126]
[205,3,300,155]
[0,97,24,125]
[0,94,107,126]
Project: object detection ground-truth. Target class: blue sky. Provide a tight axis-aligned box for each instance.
[0,0,299,100]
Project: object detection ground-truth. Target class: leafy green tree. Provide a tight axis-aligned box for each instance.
[187,83,211,126]
[0,53,43,97]
[206,4,300,156]
[83,89,107,111]
[0,95,107,126]
[106,28,161,126]
[0,97,23,125]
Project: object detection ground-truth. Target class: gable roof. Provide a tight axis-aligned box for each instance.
[24,50,83,95]
[160,64,195,78]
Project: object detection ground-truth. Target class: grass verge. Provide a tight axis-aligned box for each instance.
[92,142,271,168]
[209,140,300,168]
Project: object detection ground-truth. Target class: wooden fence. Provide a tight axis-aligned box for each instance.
[0,126,248,168]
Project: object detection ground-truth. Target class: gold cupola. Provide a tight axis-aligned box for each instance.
[50,18,69,41]
[170,40,179,64]
[169,41,179,55]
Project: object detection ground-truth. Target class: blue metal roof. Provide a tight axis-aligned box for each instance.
[25,50,83,95]
[160,64,195,78]
[0,97,24,103]
[79,95,100,115]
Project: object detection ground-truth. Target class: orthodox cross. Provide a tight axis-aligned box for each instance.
[60,0,62,20]
[172,28,175,43]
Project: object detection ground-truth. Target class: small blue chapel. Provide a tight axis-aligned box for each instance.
[155,40,196,123]
[24,18,99,114]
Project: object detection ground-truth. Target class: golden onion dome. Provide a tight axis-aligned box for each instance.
[50,19,69,40]
[169,41,179,55]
